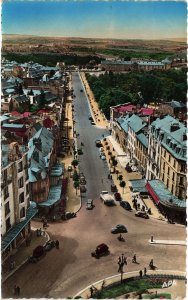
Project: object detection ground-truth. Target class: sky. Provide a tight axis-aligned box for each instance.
[2,1,187,40]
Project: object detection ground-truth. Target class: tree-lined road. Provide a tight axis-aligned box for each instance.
[2,72,186,299]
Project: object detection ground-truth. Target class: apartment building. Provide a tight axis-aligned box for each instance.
[1,139,37,262]
[146,116,187,223]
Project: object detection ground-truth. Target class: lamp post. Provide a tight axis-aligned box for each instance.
[117,254,126,283]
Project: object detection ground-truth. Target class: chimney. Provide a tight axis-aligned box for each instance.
[33,138,42,151]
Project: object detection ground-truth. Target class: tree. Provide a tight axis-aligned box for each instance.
[18,83,24,95]
[120,181,126,193]
[118,175,123,181]
[112,159,118,167]
[71,159,79,167]
[38,89,46,108]
[73,171,79,181]
[74,181,80,195]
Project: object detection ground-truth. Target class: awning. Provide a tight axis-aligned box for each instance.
[146,180,186,210]
[146,182,160,205]
[38,185,62,207]
[129,179,148,194]
[2,206,38,252]
[50,164,64,177]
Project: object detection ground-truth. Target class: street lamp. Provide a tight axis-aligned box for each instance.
[117,254,126,283]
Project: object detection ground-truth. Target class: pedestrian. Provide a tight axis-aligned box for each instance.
[144,267,147,276]
[123,257,127,265]
[139,270,143,278]
[55,240,59,249]
[118,256,121,264]
[90,286,94,297]
[149,259,153,268]
[132,254,137,263]
[17,286,20,296]
[14,285,17,296]
[151,236,153,242]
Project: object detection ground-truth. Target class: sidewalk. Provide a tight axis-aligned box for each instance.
[74,269,186,299]
[101,136,163,220]
[80,72,109,129]
[149,239,186,246]
[2,227,49,283]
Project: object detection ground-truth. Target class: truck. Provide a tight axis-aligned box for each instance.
[100,191,116,206]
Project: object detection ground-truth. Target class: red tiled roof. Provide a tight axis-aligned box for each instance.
[114,104,136,113]
[139,107,154,115]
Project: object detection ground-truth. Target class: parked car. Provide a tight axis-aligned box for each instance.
[95,140,103,148]
[80,89,83,92]
[111,224,128,234]
[114,192,122,201]
[135,211,149,219]
[101,155,106,160]
[88,116,93,121]
[104,199,116,206]
[99,147,104,153]
[68,165,72,172]
[80,185,86,193]
[125,164,132,173]
[86,199,93,210]
[111,184,117,192]
[91,121,96,125]
[120,201,132,211]
[80,178,86,185]
[91,243,110,259]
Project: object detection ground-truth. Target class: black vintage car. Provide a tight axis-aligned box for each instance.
[91,243,110,259]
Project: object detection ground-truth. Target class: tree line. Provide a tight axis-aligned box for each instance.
[86,69,187,119]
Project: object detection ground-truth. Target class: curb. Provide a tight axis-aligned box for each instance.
[149,240,186,246]
[74,269,186,298]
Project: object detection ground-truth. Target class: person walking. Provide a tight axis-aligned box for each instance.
[139,270,143,278]
[55,240,59,249]
[123,257,127,265]
[17,286,20,296]
[132,254,137,263]
[144,267,147,276]
[149,259,153,268]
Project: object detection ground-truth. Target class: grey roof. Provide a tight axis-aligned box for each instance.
[0,115,10,123]
[101,60,164,66]
[50,164,64,177]
[128,114,147,133]
[136,133,149,148]
[151,115,187,161]
[37,185,62,207]
[28,127,54,182]
[170,100,186,109]
[147,180,186,209]
[2,206,38,251]
[129,179,148,193]
[12,94,29,103]
[2,124,25,129]
[116,115,130,133]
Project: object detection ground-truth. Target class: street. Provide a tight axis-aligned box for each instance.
[2,72,186,299]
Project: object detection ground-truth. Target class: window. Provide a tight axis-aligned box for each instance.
[25,170,29,180]
[18,162,23,173]
[4,187,9,200]
[171,185,174,194]
[179,176,184,186]
[18,177,24,188]
[163,162,165,170]
[173,160,176,168]
[20,207,25,219]
[19,192,24,203]
[172,172,175,181]
[164,150,166,158]
[26,184,30,195]
[167,167,170,175]
[168,155,171,163]
[5,202,10,217]
[180,164,186,173]
[6,218,11,232]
